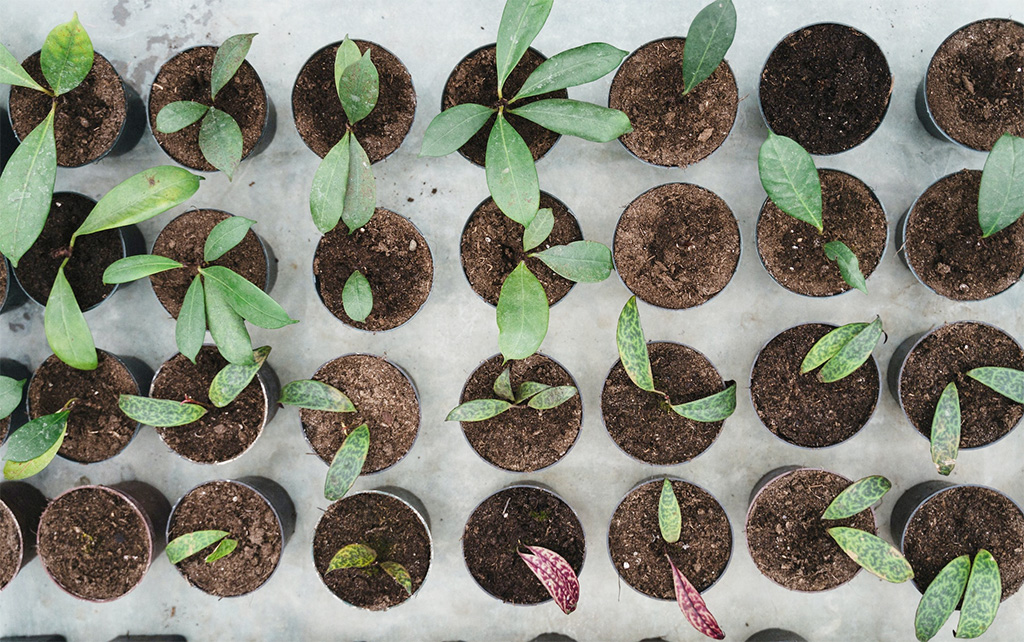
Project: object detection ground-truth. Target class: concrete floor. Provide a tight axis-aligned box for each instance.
[1,0,1023,640]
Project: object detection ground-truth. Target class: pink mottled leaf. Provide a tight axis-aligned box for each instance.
[518,545,579,615]
[668,555,725,640]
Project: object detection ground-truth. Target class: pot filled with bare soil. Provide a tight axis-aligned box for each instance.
[0,481,47,591]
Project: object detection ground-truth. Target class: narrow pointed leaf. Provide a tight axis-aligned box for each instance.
[800,322,869,374]
[310,132,350,234]
[956,550,1001,639]
[967,367,1024,404]
[176,275,206,364]
[279,380,355,412]
[201,265,297,329]
[518,545,579,615]
[493,367,515,402]
[445,399,513,422]
[3,410,69,462]
[531,240,613,282]
[103,255,183,284]
[327,543,376,571]
[342,136,375,234]
[204,216,256,262]
[495,0,554,92]
[823,476,892,520]
[527,385,577,410]
[118,395,207,427]
[45,266,97,370]
[3,431,64,480]
[334,37,362,88]
[380,561,413,595]
[497,262,548,361]
[758,133,823,232]
[682,0,737,94]
[203,277,254,365]
[155,101,209,133]
[40,13,93,95]
[199,108,243,180]
[824,240,867,294]
[515,381,551,403]
[166,530,229,564]
[211,33,256,99]
[0,109,56,266]
[324,424,369,501]
[514,43,628,100]
[208,345,270,408]
[659,479,681,544]
[827,527,914,583]
[931,382,961,476]
[342,269,372,323]
[522,208,554,252]
[420,103,494,157]
[510,99,632,142]
[0,377,25,420]
[670,382,736,422]
[337,50,379,124]
[205,537,237,563]
[668,555,725,639]
[978,133,1024,237]
[0,43,47,91]
[74,166,200,238]
[819,317,883,383]
[486,115,539,226]
[616,296,654,392]
[915,555,971,642]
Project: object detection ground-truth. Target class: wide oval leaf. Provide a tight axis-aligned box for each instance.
[496,0,553,93]
[819,317,883,383]
[204,216,256,262]
[497,262,548,361]
[211,33,256,99]
[616,296,654,392]
[800,322,869,374]
[822,475,892,520]
[279,380,355,412]
[102,255,183,284]
[199,107,243,180]
[956,550,1001,639]
[0,377,25,420]
[515,43,628,100]
[659,479,681,544]
[74,166,201,238]
[824,240,867,294]
[668,555,725,639]
[324,423,369,501]
[3,410,69,462]
[931,382,961,476]
[342,269,372,323]
[527,385,577,410]
[670,382,736,422]
[337,50,379,124]
[531,240,613,282]
[380,561,413,595]
[682,0,737,94]
[166,530,229,564]
[176,275,206,364]
[446,398,513,422]
[3,431,64,480]
[327,542,376,571]
[967,366,1024,404]
[334,37,362,88]
[522,207,554,252]
[518,545,579,615]
[118,394,207,427]
[0,109,56,266]
[758,133,823,232]
[420,104,494,157]
[200,266,297,329]
[45,266,97,371]
[310,132,351,234]
[510,99,632,142]
[978,133,1024,238]
[208,346,270,408]
[205,537,237,563]
[486,115,539,227]
[155,101,209,134]
[915,555,971,642]
[493,367,515,402]
[342,136,376,234]
[0,43,47,92]
[40,13,93,95]
[827,527,914,583]
[203,277,254,365]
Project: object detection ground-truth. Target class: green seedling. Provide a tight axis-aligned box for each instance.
[0,376,25,423]
[166,529,238,564]
[915,551,1002,641]
[615,297,736,422]
[977,133,1024,238]
[518,544,580,615]
[2,398,75,480]
[445,365,578,422]
[326,542,414,596]
[103,217,296,366]
[799,318,884,383]
[155,34,257,179]
[680,0,737,95]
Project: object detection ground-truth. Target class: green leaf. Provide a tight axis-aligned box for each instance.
[310,132,350,234]
[3,410,69,462]
[670,382,736,422]
[208,345,270,408]
[3,431,64,480]
[496,262,549,361]
[681,0,737,94]
[978,134,1024,238]
[176,275,206,364]
[514,43,628,100]
[203,276,254,365]
[819,317,883,383]
[485,115,539,227]
[956,550,1001,639]
[800,323,869,374]
[915,555,971,642]
[337,50,379,124]
[527,385,577,410]
[342,136,376,234]
[495,0,553,94]
[327,543,376,571]
[118,394,207,427]
[758,133,823,233]
[493,368,515,402]
[515,381,551,403]
[967,366,1024,403]
[0,109,56,266]
[205,537,237,563]
[616,296,654,392]
[822,476,892,520]
[45,266,96,371]
[0,377,25,420]
[334,37,362,88]
[324,424,369,501]
[658,479,681,544]
[380,561,413,595]
[522,207,553,252]
[200,266,297,329]
[824,240,867,294]
[199,108,243,180]
[342,269,372,323]
[531,240,613,282]
[279,380,355,412]
[40,13,93,95]
[204,216,256,262]
[445,398,513,422]
[509,99,632,142]
[102,255,183,284]
[74,166,201,238]
[155,101,210,134]
[211,33,256,100]
[931,382,961,476]
[166,530,229,564]
[420,103,494,157]
[827,527,914,583]
[0,43,47,92]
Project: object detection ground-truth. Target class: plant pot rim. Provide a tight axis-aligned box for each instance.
[0,256,27,315]
[0,497,25,589]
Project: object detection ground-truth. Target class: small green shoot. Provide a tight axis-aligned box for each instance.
[978,133,1024,238]
[2,399,75,479]
[0,376,26,420]
[930,382,961,476]
[326,542,414,595]
[342,269,372,323]
[821,475,891,520]
[681,0,737,95]
[658,479,681,544]
[447,366,577,422]
[166,529,237,564]
[324,423,369,501]
[800,318,883,383]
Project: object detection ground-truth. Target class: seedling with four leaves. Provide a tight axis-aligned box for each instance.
[914,550,1002,640]
[678,0,737,96]
[2,398,76,480]
[445,364,578,422]
[166,529,238,565]
[799,318,885,383]
[325,542,414,596]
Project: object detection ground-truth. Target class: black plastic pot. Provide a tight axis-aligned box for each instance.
[0,255,27,315]
[0,481,48,591]
[746,630,808,642]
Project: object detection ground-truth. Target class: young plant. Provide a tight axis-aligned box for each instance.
[615,297,737,421]
[658,479,725,639]
[166,530,238,564]
[326,542,413,596]
[679,0,737,95]
[518,544,580,615]
[103,217,296,366]
[799,318,884,383]
[758,133,869,293]
[977,133,1024,238]
[2,398,75,480]
[445,364,577,422]
[155,34,258,179]
[914,551,1001,641]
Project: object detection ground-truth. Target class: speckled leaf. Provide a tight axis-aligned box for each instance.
[337,50,379,124]
[208,345,270,408]
[74,166,200,238]
[496,0,553,93]
[118,394,206,427]
[342,136,375,234]
[3,410,69,462]
[514,43,628,100]
[102,255,183,284]
[967,367,1024,404]
[334,37,361,88]
[493,367,515,402]
[166,530,229,564]
[155,101,209,134]
[509,99,633,142]
[205,537,237,563]
[827,527,914,583]
[823,475,892,520]
[486,115,539,227]
[420,103,494,157]
[204,216,256,262]
[497,262,548,361]
[527,385,577,410]
[617,296,654,392]
[0,109,56,266]
[211,33,255,99]
[682,0,736,94]
[0,377,25,420]
[324,424,369,501]
[201,265,297,330]
[531,240,613,282]
[800,322,869,374]
[824,240,867,294]
[956,550,1001,639]
[0,43,47,92]
[758,133,822,232]
[40,13,93,95]
[659,479,681,544]
[176,275,206,364]
[522,207,554,252]
[3,430,63,480]
[380,561,413,595]
[915,555,970,642]
[199,107,243,180]
[279,380,355,412]
[445,399,513,422]
[518,545,579,615]
[978,133,1024,238]
[819,317,883,383]
[342,269,372,323]
[45,266,97,370]
[515,381,551,403]
[670,382,736,422]
[204,278,253,365]
[310,132,350,234]
[327,543,376,571]
[668,555,725,639]
[931,382,961,476]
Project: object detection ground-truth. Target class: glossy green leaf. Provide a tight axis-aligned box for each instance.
[931,382,961,476]
[102,255,183,284]
[74,166,201,238]
[819,317,883,383]
[205,537,237,563]
[118,394,207,427]
[967,367,1024,404]
[204,216,256,262]
[200,266,297,330]
[493,368,515,402]
[445,398,513,422]
[0,43,47,92]
[758,133,823,232]
[0,377,25,420]
[208,345,270,408]
[527,385,577,410]
[956,550,1001,639]
[0,109,56,266]
[203,277,254,365]
[521,207,553,252]
[324,424,369,501]
[485,115,539,227]
[310,132,350,234]
[800,322,869,374]
[211,33,256,99]
[176,275,206,364]
[510,99,632,142]
[420,103,494,157]
[915,555,971,642]
[515,381,551,403]
[616,296,654,392]
[327,543,376,571]
[334,37,362,88]
[978,133,1024,238]
[155,101,209,134]
[337,50,379,124]
[40,13,93,95]
[514,42,628,100]
[824,240,867,294]
[658,479,681,544]
[496,262,548,361]
[822,476,892,520]
[3,430,63,480]
[166,530,229,564]
[45,266,96,370]
[531,240,613,282]
[199,108,243,180]
[827,527,914,583]
[670,382,736,422]
[3,410,69,462]
[495,0,553,94]
[682,0,736,94]
[279,380,355,412]
[342,136,376,234]
[380,561,413,595]
[342,269,372,323]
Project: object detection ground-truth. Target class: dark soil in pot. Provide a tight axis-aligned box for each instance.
[902,170,1024,301]
[615,183,740,308]
[608,479,731,599]
[148,46,268,171]
[150,346,271,464]
[313,208,432,331]
[897,322,1024,448]
[9,52,127,167]
[458,354,582,472]
[461,192,582,306]
[602,342,727,465]
[746,468,875,591]
[759,23,892,154]
[751,324,879,448]
[463,485,584,604]
[150,209,269,318]
[757,170,886,297]
[301,354,419,473]
[313,491,430,610]
[292,40,416,161]
[0,481,47,591]
[442,45,568,166]
[609,37,737,167]
[924,19,1024,151]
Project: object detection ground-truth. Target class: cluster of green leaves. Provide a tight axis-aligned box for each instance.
[103,217,296,366]
[155,34,257,179]
[167,529,237,565]
[679,0,737,95]
[0,14,92,267]
[800,318,884,383]
[445,364,577,422]
[915,551,1002,640]
[326,542,413,596]
[758,133,868,294]
[616,297,736,421]
[2,398,75,480]
[977,133,1024,238]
